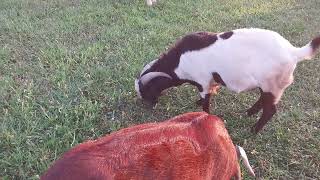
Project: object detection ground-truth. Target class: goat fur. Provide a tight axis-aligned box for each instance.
[135,28,320,133]
[41,112,254,180]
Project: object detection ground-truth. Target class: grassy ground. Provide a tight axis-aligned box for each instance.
[0,0,319,179]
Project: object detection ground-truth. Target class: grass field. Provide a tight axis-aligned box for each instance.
[1,0,320,179]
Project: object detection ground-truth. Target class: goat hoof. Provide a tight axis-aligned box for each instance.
[203,109,210,114]
[250,126,257,134]
[251,125,262,134]
[196,99,203,106]
[246,109,255,116]
[143,100,158,108]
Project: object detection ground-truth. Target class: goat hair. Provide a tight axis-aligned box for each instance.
[135,28,320,133]
[41,112,255,180]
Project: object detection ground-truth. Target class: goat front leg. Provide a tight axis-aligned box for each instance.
[197,84,219,105]
[199,89,212,113]
[251,92,277,133]
[202,94,212,113]
[182,81,204,106]
[195,79,213,113]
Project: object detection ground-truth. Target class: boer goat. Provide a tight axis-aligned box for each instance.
[41,112,255,180]
[135,28,320,133]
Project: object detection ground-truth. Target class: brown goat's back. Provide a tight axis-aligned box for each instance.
[41,112,240,180]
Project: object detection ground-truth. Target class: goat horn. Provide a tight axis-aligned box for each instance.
[140,59,158,76]
[140,72,172,85]
[236,145,255,177]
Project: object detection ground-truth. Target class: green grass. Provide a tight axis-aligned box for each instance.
[0,0,319,179]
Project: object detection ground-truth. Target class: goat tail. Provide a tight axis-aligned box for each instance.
[293,35,320,62]
[236,145,255,177]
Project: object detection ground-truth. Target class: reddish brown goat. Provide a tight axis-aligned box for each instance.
[41,112,254,180]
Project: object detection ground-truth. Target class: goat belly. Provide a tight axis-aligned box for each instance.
[221,74,259,93]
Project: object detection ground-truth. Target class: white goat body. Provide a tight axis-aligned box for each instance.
[175,28,308,101]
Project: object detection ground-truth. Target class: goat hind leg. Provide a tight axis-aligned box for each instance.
[251,92,277,133]
[247,88,263,116]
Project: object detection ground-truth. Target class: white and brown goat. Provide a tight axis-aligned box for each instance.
[41,112,255,180]
[135,28,320,133]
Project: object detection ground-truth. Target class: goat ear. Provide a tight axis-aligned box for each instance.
[142,76,174,104]
[153,76,174,90]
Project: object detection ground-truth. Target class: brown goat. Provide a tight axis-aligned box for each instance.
[41,112,255,180]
